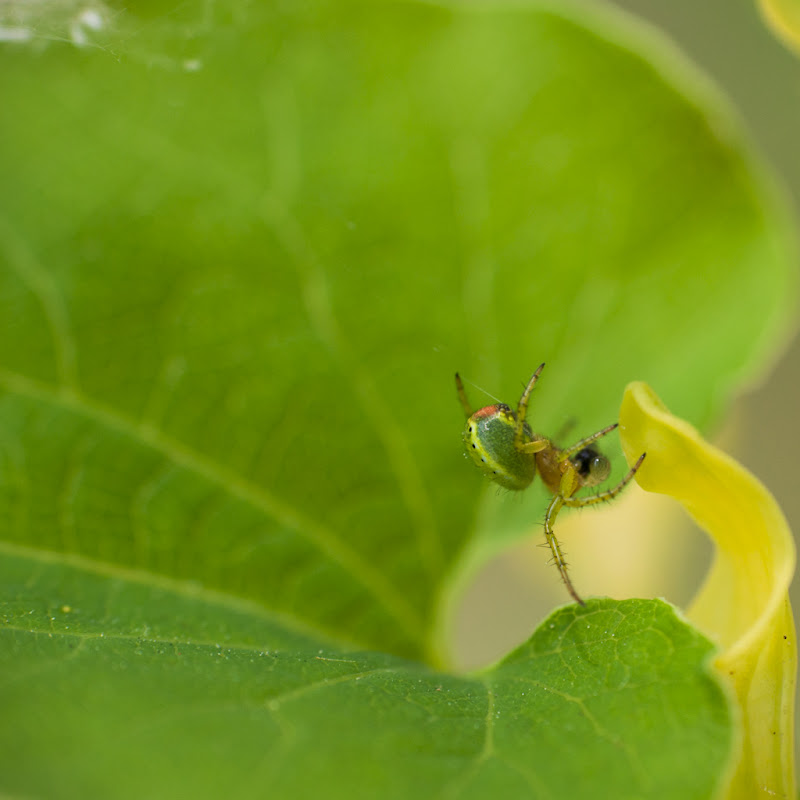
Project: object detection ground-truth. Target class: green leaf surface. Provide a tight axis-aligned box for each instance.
[0,559,731,800]
[0,0,794,796]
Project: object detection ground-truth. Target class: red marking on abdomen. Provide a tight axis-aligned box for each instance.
[471,405,500,419]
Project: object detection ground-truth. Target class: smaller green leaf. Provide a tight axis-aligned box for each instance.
[0,546,733,800]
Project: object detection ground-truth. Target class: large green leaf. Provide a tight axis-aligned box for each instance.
[0,0,794,796]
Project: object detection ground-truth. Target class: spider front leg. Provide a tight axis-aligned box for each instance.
[563,452,647,510]
[513,363,545,448]
[518,438,549,454]
[558,422,619,460]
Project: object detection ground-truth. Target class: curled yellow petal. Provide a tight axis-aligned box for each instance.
[758,0,800,54]
[619,382,796,800]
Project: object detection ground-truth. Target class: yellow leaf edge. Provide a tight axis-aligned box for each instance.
[619,381,796,800]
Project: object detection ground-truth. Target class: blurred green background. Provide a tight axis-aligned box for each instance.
[609,2,800,495]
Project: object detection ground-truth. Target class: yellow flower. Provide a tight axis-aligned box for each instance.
[758,0,800,53]
[619,382,796,800]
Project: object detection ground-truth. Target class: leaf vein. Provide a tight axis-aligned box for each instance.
[0,369,423,642]
[0,216,80,392]
[259,199,445,581]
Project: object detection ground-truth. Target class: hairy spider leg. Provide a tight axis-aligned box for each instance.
[543,493,584,605]
[455,373,472,417]
[563,452,647,510]
[544,451,647,606]
[558,423,619,461]
[513,363,546,450]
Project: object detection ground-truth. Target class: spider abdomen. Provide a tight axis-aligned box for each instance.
[463,404,537,491]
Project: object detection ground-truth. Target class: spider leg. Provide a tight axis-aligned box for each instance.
[455,373,472,417]
[563,453,647,509]
[517,438,549,454]
[543,492,586,606]
[559,422,618,460]
[514,362,545,447]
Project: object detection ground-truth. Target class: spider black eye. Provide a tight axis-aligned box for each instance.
[572,447,611,484]
[572,447,594,476]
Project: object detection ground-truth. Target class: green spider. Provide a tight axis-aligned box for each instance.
[455,363,646,605]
